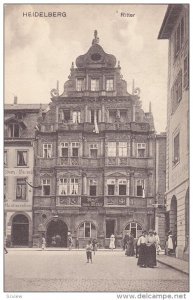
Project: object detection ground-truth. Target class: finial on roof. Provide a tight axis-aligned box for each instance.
[71,62,74,69]
[92,30,99,45]
[149,101,152,113]
[118,61,121,69]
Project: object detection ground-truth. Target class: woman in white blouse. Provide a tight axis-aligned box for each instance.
[137,230,148,267]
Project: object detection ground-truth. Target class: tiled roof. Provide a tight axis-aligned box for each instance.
[4,104,47,110]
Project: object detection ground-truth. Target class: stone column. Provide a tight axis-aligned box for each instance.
[84,105,88,122]
[132,105,136,122]
[83,174,87,195]
[102,104,105,122]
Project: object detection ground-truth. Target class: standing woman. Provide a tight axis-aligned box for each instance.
[146,230,157,267]
[137,230,147,267]
[109,234,115,251]
[125,233,135,256]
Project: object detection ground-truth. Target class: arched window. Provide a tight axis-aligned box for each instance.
[78,222,97,238]
[124,222,143,238]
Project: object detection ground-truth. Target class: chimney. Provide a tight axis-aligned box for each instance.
[14,96,18,105]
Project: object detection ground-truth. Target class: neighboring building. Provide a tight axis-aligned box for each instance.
[32,31,166,248]
[4,100,45,247]
[158,4,189,260]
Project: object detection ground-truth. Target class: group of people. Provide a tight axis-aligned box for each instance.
[137,230,160,268]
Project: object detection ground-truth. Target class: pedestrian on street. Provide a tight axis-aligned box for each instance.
[146,230,157,268]
[42,234,46,251]
[154,231,161,255]
[68,234,73,250]
[4,246,8,254]
[75,237,79,249]
[55,234,61,247]
[125,233,135,256]
[123,233,129,250]
[86,240,93,263]
[92,238,98,255]
[51,235,56,247]
[109,234,115,251]
[137,230,148,267]
[167,231,174,255]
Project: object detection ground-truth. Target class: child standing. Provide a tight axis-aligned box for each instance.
[86,240,93,263]
[42,235,46,250]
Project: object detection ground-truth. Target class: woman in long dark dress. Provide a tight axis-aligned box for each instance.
[146,230,157,267]
[137,231,148,267]
[125,233,135,256]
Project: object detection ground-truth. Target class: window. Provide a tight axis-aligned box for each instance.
[43,144,52,158]
[42,179,51,196]
[109,110,116,123]
[106,79,114,91]
[174,17,185,58]
[90,110,99,124]
[16,178,26,200]
[70,178,78,195]
[136,179,145,197]
[59,178,67,195]
[107,179,115,196]
[137,143,146,158]
[63,110,71,122]
[72,142,79,157]
[76,78,85,91]
[17,151,27,166]
[184,54,189,89]
[125,222,143,238]
[173,133,180,165]
[78,222,96,238]
[91,79,99,91]
[60,143,69,157]
[4,151,7,167]
[118,142,127,157]
[108,142,116,157]
[90,144,98,158]
[106,220,115,238]
[118,179,127,195]
[89,179,97,196]
[171,69,182,113]
[72,111,81,124]
[120,110,127,123]
[8,123,20,137]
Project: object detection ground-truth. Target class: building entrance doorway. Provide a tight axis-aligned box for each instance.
[12,214,29,246]
[46,219,68,247]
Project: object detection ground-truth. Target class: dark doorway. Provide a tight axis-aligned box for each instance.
[12,214,29,246]
[46,219,68,247]
[106,219,115,238]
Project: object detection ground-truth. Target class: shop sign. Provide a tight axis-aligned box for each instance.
[5,168,33,176]
[81,196,104,207]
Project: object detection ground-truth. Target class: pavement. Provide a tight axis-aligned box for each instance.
[6,247,189,275]
[4,249,189,292]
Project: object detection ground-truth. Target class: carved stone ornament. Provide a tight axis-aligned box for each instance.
[50,89,59,98]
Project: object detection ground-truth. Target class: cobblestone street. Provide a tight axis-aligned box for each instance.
[4,250,189,292]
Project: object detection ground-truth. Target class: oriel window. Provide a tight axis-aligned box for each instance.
[17,151,27,166]
[59,178,68,195]
[16,178,27,200]
[70,178,78,195]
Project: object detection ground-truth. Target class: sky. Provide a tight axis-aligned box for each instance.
[4,4,168,132]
